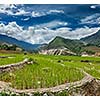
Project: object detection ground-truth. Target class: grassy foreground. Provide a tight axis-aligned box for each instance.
[0,53,100,89]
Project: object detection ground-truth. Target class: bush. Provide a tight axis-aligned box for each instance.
[28,58,33,62]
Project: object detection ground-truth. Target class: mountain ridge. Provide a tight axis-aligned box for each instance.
[81,30,100,47]
[43,36,85,54]
[1,28,100,54]
[0,34,41,52]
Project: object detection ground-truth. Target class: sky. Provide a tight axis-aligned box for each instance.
[0,4,100,44]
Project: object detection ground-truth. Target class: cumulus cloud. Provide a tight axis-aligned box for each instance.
[28,26,99,44]
[46,27,99,41]
[0,4,65,17]
[0,22,23,40]
[0,22,99,44]
[0,4,16,15]
[0,4,30,16]
[0,4,16,10]
[0,22,36,44]
[13,9,30,16]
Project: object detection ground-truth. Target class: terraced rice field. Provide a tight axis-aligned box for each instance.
[0,53,100,89]
[0,53,24,66]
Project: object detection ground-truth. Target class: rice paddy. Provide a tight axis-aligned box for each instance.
[0,53,100,89]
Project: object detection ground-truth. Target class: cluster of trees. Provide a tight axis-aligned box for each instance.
[0,43,18,51]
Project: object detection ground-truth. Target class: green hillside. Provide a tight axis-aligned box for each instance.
[45,36,84,54]
[81,30,100,47]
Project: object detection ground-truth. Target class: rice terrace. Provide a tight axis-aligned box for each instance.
[0,53,100,96]
[0,4,100,96]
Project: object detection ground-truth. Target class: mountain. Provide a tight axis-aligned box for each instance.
[0,34,41,52]
[81,30,100,47]
[43,36,85,54]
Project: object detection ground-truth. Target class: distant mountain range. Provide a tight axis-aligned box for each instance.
[0,29,100,54]
[42,29,100,55]
[0,34,41,52]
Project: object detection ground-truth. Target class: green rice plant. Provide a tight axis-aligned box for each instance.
[0,53,100,89]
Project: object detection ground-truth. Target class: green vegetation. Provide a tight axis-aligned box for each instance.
[43,36,100,55]
[0,53,100,90]
[0,90,69,96]
[44,36,84,54]
[0,53,24,66]
[82,46,100,54]
[0,43,19,51]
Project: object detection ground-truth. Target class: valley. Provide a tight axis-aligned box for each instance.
[0,29,100,96]
[0,4,100,96]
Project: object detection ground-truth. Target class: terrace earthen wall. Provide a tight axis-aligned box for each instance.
[0,59,32,73]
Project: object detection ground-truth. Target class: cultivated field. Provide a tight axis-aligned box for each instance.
[0,53,100,90]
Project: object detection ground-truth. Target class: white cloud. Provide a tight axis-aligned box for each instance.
[31,9,64,17]
[0,22,99,44]
[90,4,100,9]
[68,27,99,39]
[0,22,36,44]
[30,26,99,44]
[35,21,68,29]
[21,17,30,21]
[47,9,64,14]
[90,5,96,9]
[0,4,64,17]
[10,4,17,9]
[32,11,45,17]
[0,4,30,16]
[81,13,100,24]
[0,22,23,39]
[47,27,99,41]
[13,9,30,15]
[0,4,16,15]
[0,4,15,9]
